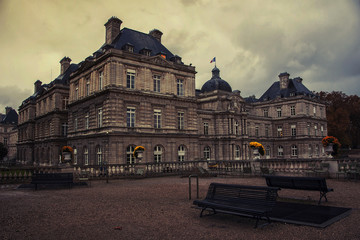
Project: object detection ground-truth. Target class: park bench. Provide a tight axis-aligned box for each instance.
[31,173,73,190]
[264,175,333,204]
[193,183,279,228]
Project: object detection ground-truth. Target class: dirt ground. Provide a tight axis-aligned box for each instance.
[1,176,359,240]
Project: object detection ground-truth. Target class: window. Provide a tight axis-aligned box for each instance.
[85,112,89,130]
[308,144,312,157]
[177,79,184,96]
[266,146,271,158]
[314,125,318,136]
[178,145,186,161]
[307,123,311,136]
[320,125,324,136]
[127,108,135,127]
[263,109,268,117]
[277,107,282,117]
[84,147,89,165]
[154,109,162,128]
[291,124,296,136]
[154,145,162,163]
[291,145,298,157]
[86,79,90,96]
[315,145,319,157]
[97,146,102,165]
[235,145,240,160]
[204,146,211,160]
[313,106,316,116]
[99,71,103,90]
[277,146,284,156]
[204,122,209,135]
[62,97,68,110]
[290,106,296,116]
[178,112,184,130]
[277,125,283,137]
[126,70,135,89]
[265,126,269,137]
[3,137,7,146]
[62,123,68,136]
[235,121,239,135]
[74,117,78,131]
[255,126,259,137]
[126,145,136,164]
[75,84,79,100]
[97,108,103,128]
[153,75,161,92]
[306,105,309,115]
[73,148,77,165]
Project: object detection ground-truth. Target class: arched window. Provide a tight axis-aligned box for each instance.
[154,145,163,163]
[315,145,319,157]
[277,146,284,157]
[308,144,312,157]
[266,145,271,158]
[126,145,136,164]
[235,145,240,160]
[178,145,186,162]
[84,147,89,165]
[204,146,211,160]
[291,145,298,157]
[97,146,102,165]
[73,147,77,165]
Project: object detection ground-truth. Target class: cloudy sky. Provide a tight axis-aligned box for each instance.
[0,0,359,112]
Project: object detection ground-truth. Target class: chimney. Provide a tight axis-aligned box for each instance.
[149,29,163,43]
[60,57,71,75]
[34,80,42,93]
[278,72,290,89]
[5,107,11,115]
[105,17,122,44]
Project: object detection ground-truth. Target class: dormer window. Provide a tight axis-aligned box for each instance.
[170,55,182,64]
[140,48,152,56]
[122,43,134,53]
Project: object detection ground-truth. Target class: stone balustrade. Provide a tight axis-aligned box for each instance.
[1,158,360,183]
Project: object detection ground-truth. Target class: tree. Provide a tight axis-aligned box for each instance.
[0,142,8,160]
[318,91,360,148]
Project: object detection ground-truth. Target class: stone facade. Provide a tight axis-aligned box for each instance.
[17,17,327,166]
[0,107,18,161]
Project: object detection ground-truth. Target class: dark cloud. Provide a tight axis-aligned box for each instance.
[0,86,31,112]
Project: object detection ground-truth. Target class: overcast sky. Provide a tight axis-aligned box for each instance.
[0,0,359,113]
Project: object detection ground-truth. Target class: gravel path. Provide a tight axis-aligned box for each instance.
[1,176,359,240]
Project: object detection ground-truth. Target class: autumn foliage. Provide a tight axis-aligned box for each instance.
[318,91,360,148]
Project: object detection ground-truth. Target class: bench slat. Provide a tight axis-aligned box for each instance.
[193,183,279,228]
[264,175,333,204]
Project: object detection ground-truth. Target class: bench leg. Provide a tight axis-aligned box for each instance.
[319,192,328,204]
[200,208,216,217]
[254,214,271,228]
[254,216,260,228]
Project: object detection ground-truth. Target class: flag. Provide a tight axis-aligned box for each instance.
[210,57,216,63]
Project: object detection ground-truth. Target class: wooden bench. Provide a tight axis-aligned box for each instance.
[193,183,279,228]
[31,173,74,190]
[264,175,333,204]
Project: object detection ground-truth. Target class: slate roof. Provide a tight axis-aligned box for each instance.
[21,63,79,107]
[1,109,18,125]
[51,64,79,85]
[257,78,316,102]
[200,67,232,93]
[103,27,176,61]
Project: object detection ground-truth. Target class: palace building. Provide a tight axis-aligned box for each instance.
[17,17,327,166]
